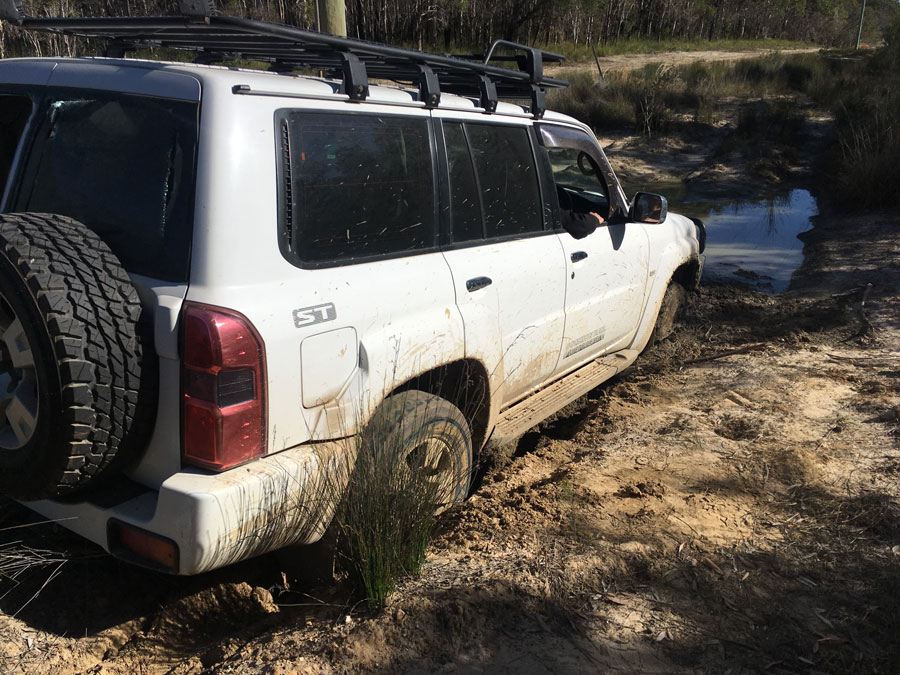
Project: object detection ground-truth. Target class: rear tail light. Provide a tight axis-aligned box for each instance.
[181,303,267,471]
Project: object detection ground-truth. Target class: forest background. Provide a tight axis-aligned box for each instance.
[1,0,899,59]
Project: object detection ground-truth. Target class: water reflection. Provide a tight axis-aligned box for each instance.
[698,189,815,292]
[663,188,816,293]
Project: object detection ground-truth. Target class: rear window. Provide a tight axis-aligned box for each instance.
[0,95,32,202]
[17,92,198,282]
[280,111,435,266]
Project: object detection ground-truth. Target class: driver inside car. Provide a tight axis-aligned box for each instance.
[550,148,608,240]
[557,184,605,239]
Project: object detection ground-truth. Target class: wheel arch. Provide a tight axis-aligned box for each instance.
[629,254,701,354]
[388,358,492,453]
[671,257,702,292]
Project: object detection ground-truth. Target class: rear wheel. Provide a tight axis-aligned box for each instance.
[362,390,472,511]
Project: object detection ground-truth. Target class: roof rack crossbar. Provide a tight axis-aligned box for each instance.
[5,12,568,117]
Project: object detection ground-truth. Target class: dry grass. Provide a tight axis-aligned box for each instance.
[548,52,830,135]
[0,517,70,618]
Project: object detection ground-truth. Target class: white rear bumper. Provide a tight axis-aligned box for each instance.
[24,440,348,574]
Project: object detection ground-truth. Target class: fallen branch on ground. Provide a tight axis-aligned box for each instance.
[858,283,875,335]
[680,343,768,366]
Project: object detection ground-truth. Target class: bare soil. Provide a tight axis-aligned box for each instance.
[2,52,899,675]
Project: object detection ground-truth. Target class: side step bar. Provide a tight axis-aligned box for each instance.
[490,350,639,445]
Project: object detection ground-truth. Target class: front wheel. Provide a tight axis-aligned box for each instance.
[649,282,688,346]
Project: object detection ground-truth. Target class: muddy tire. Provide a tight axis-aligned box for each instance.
[362,390,472,510]
[0,213,156,500]
[649,282,688,345]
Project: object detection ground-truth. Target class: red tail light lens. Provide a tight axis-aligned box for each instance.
[181,303,267,471]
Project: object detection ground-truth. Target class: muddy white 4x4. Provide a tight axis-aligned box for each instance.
[0,2,704,574]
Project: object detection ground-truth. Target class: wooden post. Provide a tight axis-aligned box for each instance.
[317,0,347,36]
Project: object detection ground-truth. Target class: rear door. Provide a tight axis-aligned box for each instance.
[435,115,567,406]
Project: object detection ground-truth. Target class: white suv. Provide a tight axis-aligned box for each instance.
[0,3,704,574]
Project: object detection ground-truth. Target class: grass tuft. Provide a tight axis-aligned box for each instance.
[327,390,468,609]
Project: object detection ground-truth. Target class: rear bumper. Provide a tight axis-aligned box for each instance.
[24,440,348,575]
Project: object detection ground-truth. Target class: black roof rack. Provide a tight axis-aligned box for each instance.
[0,0,567,118]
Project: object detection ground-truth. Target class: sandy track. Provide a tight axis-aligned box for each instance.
[547,46,821,78]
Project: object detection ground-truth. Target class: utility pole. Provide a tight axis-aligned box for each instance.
[316,0,347,36]
[856,0,867,49]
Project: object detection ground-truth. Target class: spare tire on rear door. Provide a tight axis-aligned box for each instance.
[0,213,156,500]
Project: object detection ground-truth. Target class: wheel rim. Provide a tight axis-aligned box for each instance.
[404,434,458,506]
[0,294,39,451]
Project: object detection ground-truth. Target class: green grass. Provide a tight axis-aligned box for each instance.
[325,391,463,610]
[549,51,837,135]
[331,434,440,608]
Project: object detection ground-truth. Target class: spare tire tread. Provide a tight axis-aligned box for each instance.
[0,213,154,499]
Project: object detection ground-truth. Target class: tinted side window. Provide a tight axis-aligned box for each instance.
[285,112,434,265]
[546,146,610,219]
[465,124,542,238]
[443,122,483,242]
[0,95,32,201]
[20,94,198,282]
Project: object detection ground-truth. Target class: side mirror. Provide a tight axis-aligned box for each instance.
[630,192,668,224]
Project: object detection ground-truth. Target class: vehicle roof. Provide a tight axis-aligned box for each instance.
[0,56,585,128]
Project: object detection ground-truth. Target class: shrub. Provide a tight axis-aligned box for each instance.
[631,64,675,136]
[819,37,900,210]
[548,70,633,130]
[830,93,900,210]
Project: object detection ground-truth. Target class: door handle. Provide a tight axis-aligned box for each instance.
[466,276,492,292]
[571,251,588,263]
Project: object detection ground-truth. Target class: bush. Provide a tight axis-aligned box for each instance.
[550,53,832,136]
[631,64,675,136]
[829,92,900,210]
[819,37,900,210]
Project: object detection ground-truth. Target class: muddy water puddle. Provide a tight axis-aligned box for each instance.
[673,188,817,292]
